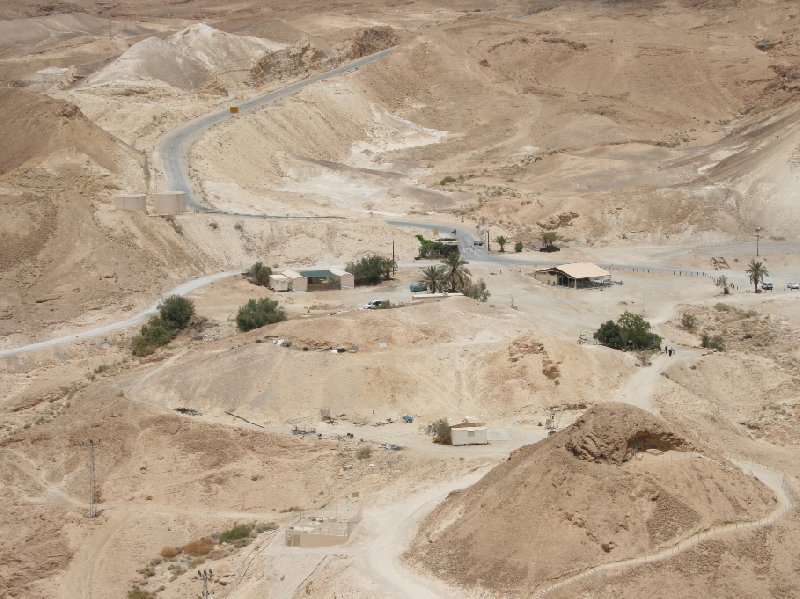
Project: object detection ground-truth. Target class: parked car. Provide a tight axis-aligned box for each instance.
[787,282,800,290]
[473,240,484,246]
[364,299,388,309]
[762,281,773,291]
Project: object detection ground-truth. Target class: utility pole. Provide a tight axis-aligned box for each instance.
[392,240,396,275]
[87,440,97,518]
[755,227,761,257]
[486,228,490,252]
[197,569,213,598]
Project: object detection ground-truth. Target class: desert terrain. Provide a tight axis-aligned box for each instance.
[2,0,800,598]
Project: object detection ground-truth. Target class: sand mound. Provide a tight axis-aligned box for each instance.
[407,403,776,595]
[84,23,288,91]
[0,87,142,176]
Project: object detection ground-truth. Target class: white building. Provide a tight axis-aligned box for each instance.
[450,422,488,446]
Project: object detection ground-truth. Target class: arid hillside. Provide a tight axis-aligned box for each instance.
[407,403,777,596]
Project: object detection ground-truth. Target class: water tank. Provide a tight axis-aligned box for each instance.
[113,193,146,212]
[153,191,187,215]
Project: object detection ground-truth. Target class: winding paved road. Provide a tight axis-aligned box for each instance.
[154,48,394,211]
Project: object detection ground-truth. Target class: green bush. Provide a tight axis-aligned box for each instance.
[594,311,661,351]
[345,254,395,285]
[132,317,178,357]
[514,241,524,253]
[236,298,287,331]
[219,523,252,543]
[701,333,725,351]
[439,175,457,185]
[246,261,272,287]
[158,295,195,329]
[594,320,624,349]
[463,278,490,302]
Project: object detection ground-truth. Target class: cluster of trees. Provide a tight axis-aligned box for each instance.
[417,251,490,302]
[492,231,557,253]
[236,298,287,331]
[415,234,460,259]
[594,311,661,351]
[345,254,396,285]
[132,295,195,357]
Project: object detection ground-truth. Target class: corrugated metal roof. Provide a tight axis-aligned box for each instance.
[554,262,610,279]
[282,269,304,279]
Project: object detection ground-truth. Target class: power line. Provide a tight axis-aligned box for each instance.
[87,439,98,518]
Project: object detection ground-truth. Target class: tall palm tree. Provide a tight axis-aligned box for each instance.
[440,251,472,292]
[419,266,446,293]
[746,259,769,293]
[495,235,508,252]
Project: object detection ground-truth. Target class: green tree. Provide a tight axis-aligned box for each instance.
[132,317,178,357]
[236,298,287,331]
[495,235,508,252]
[247,261,272,287]
[415,234,459,259]
[440,250,472,292]
[346,254,394,285]
[542,231,558,248]
[616,310,661,350]
[593,320,624,349]
[431,419,452,445]
[746,259,769,293]
[514,241,524,253]
[594,311,661,351]
[158,295,194,329]
[419,265,447,293]
[463,278,490,302]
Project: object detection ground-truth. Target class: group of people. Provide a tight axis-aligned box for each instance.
[663,345,676,357]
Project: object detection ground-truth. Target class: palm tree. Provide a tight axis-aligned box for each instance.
[440,251,472,292]
[495,235,508,252]
[746,259,769,293]
[419,266,446,293]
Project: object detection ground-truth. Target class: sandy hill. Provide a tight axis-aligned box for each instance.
[0,87,143,177]
[82,23,331,92]
[407,403,776,596]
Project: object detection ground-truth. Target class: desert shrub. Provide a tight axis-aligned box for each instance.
[681,313,697,331]
[431,419,452,445]
[701,333,725,351]
[440,175,457,185]
[158,295,195,329]
[219,524,252,544]
[463,278,490,302]
[183,537,213,556]
[246,261,272,287]
[356,445,372,459]
[127,588,150,599]
[236,298,287,331]
[514,241,524,253]
[256,522,279,533]
[345,254,395,285]
[132,316,178,357]
[160,546,180,559]
[209,221,219,230]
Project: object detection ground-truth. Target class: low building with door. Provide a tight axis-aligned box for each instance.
[534,262,611,289]
[450,422,488,446]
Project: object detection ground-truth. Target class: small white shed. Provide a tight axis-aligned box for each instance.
[450,422,488,446]
[269,274,291,292]
[282,270,308,292]
[330,267,354,289]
